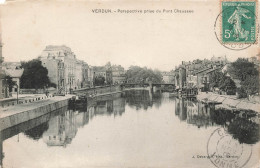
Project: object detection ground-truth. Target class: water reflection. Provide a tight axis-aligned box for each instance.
[43,110,78,147]
[174,98,260,144]
[124,90,152,110]
[124,90,162,110]
[24,123,49,140]
[0,90,259,168]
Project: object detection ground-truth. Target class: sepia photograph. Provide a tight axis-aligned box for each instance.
[0,0,259,168]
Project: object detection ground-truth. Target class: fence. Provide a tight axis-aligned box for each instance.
[0,94,54,108]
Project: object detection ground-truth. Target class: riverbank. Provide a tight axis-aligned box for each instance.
[197,92,260,113]
[0,95,73,131]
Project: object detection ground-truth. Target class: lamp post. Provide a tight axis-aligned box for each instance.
[14,83,18,104]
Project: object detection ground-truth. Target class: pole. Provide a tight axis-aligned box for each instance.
[15,84,18,104]
[17,86,18,104]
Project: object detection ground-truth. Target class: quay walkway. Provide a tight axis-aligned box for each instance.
[0,95,73,131]
[0,94,56,108]
[197,92,260,113]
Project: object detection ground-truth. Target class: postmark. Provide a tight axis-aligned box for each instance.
[207,128,252,168]
[214,0,259,50]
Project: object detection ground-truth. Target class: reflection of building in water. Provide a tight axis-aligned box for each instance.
[107,100,113,114]
[175,98,214,127]
[88,97,126,117]
[94,101,109,115]
[88,106,95,120]
[75,111,90,128]
[43,110,77,147]
[186,100,214,128]
[175,98,187,121]
[113,98,125,116]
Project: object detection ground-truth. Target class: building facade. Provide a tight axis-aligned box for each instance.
[87,66,94,87]
[161,71,174,84]
[0,35,4,99]
[39,45,88,93]
[2,62,24,98]
[111,65,126,84]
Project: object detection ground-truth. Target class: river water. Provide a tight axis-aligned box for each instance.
[1,90,259,168]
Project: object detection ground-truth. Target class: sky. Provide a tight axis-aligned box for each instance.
[1,0,259,71]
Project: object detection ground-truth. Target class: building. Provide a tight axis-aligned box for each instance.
[111,65,126,84]
[81,62,89,88]
[2,62,24,98]
[161,71,174,84]
[41,57,65,94]
[75,60,83,89]
[179,66,186,89]
[173,56,227,91]
[3,69,24,96]
[105,62,113,85]
[93,62,113,85]
[0,34,4,99]
[87,66,94,87]
[93,66,107,86]
[39,45,88,93]
[194,67,223,91]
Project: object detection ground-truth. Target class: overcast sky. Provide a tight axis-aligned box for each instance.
[1,0,259,71]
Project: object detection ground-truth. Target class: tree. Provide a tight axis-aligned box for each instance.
[209,71,225,89]
[20,59,52,89]
[2,74,16,92]
[209,71,236,94]
[219,76,236,95]
[228,58,258,81]
[3,75,16,91]
[228,58,259,97]
[126,66,162,83]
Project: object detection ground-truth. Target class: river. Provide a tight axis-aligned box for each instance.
[0,90,259,168]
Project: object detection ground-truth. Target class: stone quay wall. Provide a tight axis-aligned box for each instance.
[197,92,260,113]
[0,98,70,131]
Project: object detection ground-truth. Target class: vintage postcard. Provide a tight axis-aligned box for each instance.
[0,0,259,168]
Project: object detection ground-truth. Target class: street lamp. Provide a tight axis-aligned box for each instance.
[14,84,18,104]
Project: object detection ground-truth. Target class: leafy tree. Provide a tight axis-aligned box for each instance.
[228,58,259,97]
[219,76,236,95]
[209,71,236,94]
[126,66,162,83]
[241,75,259,95]
[20,59,51,89]
[228,58,258,81]
[209,71,225,88]
[2,75,16,91]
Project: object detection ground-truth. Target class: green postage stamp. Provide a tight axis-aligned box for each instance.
[221,0,258,44]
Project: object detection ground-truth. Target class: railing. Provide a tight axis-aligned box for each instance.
[0,94,54,108]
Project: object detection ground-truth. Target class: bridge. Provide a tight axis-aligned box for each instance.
[121,83,175,92]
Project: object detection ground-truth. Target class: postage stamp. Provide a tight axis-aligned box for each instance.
[221,0,258,44]
[207,128,252,168]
